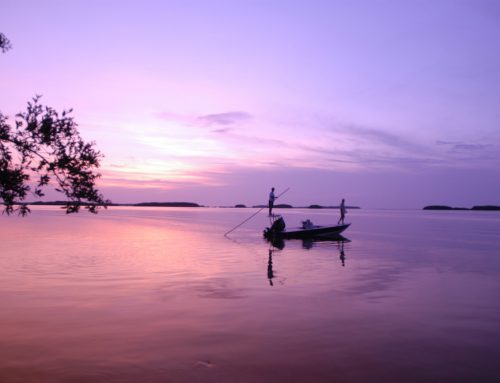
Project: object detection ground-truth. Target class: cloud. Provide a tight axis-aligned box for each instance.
[319,122,498,169]
[99,169,225,190]
[435,139,499,164]
[329,123,429,154]
[278,121,442,171]
[96,108,500,201]
[198,111,252,127]
[212,128,231,134]
[154,110,253,134]
[436,140,492,152]
[194,117,440,172]
[155,111,194,123]
[342,125,407,146]
[452,143,491,151]
[435,140,455,146]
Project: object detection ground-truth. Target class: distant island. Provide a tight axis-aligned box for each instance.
[24,201,202,208]
[252,204,294,209]
[423,205,500,211]
[307,204,360,209]
[134,202,201,207]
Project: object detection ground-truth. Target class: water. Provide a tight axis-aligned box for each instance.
[1,206,500,382]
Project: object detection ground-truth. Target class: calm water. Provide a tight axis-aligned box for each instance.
[1,206,500,382]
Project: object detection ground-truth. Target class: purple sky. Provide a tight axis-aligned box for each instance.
[2,0,500,208]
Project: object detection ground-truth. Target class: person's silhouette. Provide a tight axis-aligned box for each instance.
[268,187,276,216]
[338,198,347,224]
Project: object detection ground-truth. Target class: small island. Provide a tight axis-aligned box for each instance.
[252,204,294,209]
[423,205,500,211]
[133,202,201,207]
[308,205,361,209]
[471,205,500,211]
[423,205,469,211]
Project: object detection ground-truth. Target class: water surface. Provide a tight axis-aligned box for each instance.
[1,207,500,382]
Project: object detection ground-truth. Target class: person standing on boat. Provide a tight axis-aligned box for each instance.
[338,198,346,224]
[268,187,276,216]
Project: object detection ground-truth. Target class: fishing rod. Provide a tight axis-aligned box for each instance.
[224,187,290,237]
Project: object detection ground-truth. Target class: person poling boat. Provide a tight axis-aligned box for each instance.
[223,187,290,237]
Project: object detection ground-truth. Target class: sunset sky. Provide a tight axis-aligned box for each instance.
[2,0,500,208]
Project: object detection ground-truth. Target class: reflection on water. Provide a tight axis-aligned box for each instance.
[267,249,274,286]
[266,235,350,284]
[340,241,346,267]
[1,207,500,382]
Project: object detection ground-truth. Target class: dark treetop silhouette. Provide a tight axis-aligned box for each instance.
[0,33,12,53]
[0,96,109,216]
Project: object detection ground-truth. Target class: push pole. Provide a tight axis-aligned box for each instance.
[224,187,290,237]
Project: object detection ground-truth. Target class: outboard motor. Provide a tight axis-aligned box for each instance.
[264,216,286,238]
[270,216,286,233]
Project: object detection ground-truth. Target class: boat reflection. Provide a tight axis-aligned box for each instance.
[305,236,349,267]
[265,235,350,285]
[267,234,350,251]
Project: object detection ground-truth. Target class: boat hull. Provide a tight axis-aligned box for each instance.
[264,223,350,239]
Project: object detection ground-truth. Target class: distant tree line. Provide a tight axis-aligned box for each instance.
[423,205,500,211]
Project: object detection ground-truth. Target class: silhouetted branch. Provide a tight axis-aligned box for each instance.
[1,96,110,215]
